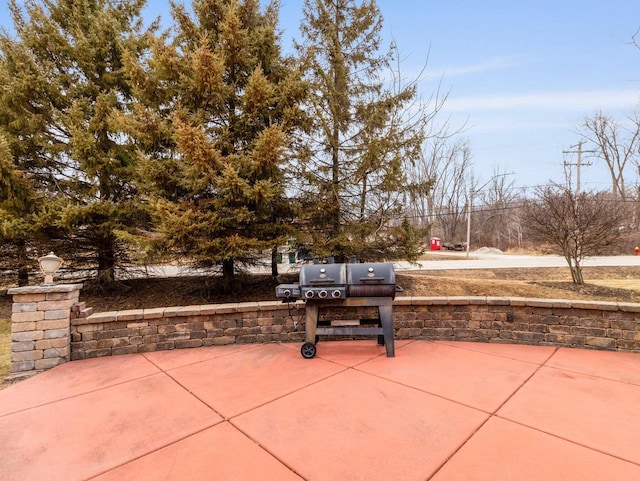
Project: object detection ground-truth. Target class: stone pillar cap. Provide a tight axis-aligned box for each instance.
[8,283,84,295]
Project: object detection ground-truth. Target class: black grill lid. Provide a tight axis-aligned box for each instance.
[346,262,395,285]
[346,262,396,299]
[293,262,397,299]
[299,263,347,287]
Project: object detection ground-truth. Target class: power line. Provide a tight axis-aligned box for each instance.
[396,196,636,223]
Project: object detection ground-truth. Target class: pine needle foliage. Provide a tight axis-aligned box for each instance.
[124,0,306,278]
[1,0,155,284]
[295,0,427,261]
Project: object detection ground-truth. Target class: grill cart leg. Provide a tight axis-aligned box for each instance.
[379,304,395,357]
[302,298,395,358]
[302,304,319,359]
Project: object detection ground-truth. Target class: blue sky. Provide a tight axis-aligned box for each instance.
[385,0,640,193]
[3,0,640,192]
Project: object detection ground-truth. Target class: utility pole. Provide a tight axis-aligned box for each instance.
[563,140,595,195]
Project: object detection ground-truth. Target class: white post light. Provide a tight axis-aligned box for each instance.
[38,252,63,285]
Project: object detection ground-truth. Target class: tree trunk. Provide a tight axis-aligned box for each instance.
[223,258,235,279]
[568,257,584,284]
[17,240,29,287]
[221,258,237,294]
[97,246,115,284]
[96,232,116,284]
[271,246,279,278]
[360,173,368,221]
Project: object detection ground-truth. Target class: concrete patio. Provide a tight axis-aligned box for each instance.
[1,339,639,480]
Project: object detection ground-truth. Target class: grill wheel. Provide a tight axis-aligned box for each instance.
[301,342,317,359]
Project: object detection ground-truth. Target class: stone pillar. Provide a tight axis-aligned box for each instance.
[7,283,83,380]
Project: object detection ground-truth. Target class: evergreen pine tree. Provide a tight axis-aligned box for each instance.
[125,0,306,280]
[295,0,427,261]
[1,0,154,284]
[0,131,39,285]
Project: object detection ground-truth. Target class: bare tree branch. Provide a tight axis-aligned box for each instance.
[524,184,626,284]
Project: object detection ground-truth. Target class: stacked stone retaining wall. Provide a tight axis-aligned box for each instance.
[69,296,640,360]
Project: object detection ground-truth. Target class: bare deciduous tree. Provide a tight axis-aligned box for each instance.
[524,184,626,284]
[407,136,473,243]
[475,166,520,250]
[580,110,640,200]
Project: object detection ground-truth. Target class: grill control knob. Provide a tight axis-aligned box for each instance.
[318,290,328,299]
[332,290,342,298]
[305,290,315,299]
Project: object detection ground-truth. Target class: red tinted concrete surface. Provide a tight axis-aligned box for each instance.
[92,423,303,481]
[232,368,488,481]
[431,417,640,481]
[1,340,639,481]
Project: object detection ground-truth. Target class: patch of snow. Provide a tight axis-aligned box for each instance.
[474,247,504,255]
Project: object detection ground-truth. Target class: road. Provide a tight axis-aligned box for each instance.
[392,251,640,271]
[130,251,640,278]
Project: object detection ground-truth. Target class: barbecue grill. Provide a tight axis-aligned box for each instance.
[276,261,396,359]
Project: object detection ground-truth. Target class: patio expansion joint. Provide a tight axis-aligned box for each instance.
[226,418,310,481]
[158,368,228,420]
[488,346,640,469]
[542,364,640,388]
[316,348,395,369]
[0,371,163,419]
[225,366,352,421]
[425,347,563,480]
[487,348,640,468]
[139,344,263,372]
[491,415,640,469]
[482,346,560,416]
[85,421,228,481]
[442,341,559,367]
[350,341,551,415]
[217,367,364,481]
[349,365,490,415]
[148,349,353,425]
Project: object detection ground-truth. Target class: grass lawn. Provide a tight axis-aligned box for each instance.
[0,318,10,385]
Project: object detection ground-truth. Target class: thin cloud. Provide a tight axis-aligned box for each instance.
[444,90,640,112]
[428,56,530,79]
[468,120,569,132]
